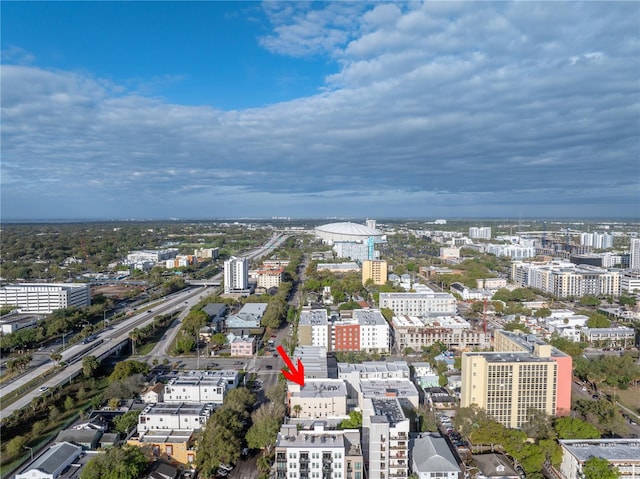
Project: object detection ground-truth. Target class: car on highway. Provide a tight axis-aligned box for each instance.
[265,365,273,370]
[39,386,49,392]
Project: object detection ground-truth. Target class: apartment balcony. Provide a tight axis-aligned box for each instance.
[389,443,407,450]
[276,463,287,471]
[276,453,286,462]
[390,433,407,440]
[276,472,286,479]
[388,470,408,477]
[300,464,309,472]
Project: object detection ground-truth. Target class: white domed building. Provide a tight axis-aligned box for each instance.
[314,222,384,245]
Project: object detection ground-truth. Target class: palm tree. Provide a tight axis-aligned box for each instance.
[50,352,62,365]
[293,404,302,418]
[129,328,140,355]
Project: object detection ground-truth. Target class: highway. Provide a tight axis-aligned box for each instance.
[0,233,288,419]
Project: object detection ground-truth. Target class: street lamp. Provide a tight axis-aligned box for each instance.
[61,331,70,351]
[24,445,33,462]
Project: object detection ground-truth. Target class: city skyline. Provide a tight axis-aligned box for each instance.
[2,1,639,220]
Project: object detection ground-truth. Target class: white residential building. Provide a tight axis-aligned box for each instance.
[353,309,390,353]
[298,309,330,349]
[579,232,614,249]
[363,398,410,479]
[0,283,90,314]
[379,291,457,317]
[274,423,364,479]
[163,370,240,404]
[621,270,640,293]
[511,261,620,298]
[486,244,537,259]
[559,439,640,479]
[138,402,214,432]
[469,227,492,240]
[410,433,462,479]
[631,238,640,270]
[126,249,178,265]
[224,256,249,294]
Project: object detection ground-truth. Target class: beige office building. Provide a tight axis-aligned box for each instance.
[287,379,348,419]
[362,260,388,286]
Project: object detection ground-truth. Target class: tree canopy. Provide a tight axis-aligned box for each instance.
[80,446,148,479]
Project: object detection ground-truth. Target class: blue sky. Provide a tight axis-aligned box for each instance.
[1,1,639,220]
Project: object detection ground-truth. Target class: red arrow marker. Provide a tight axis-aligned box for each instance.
[276,345,305,387]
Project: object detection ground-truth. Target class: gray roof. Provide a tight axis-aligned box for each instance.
[411,433,461,473]
[202,303,227,318]
[24,441,81,475]
[560,439,640,462]
[55,428,102,445]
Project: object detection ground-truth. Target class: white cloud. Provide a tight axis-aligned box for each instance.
[1,1,639,219]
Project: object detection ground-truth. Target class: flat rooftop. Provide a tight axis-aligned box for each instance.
[276,424,355,450]
[299,309,329,326]
[291,379,347,398]
[466,351,553,364]
[360,378,419,398]
[338,361,409,376]
[497,330,569,358]
[141,402,214,416]
[371,398,406,423]
[560,439,640,462]
[136,429,194,443]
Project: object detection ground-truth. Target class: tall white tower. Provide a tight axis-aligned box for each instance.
[631,238,640,270]
[224,256,248,293]
[366,219,376,231]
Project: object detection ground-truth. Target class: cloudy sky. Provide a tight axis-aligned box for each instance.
[2,1,639,220]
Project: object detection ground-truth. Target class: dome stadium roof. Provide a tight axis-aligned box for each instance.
[315,222,380,237]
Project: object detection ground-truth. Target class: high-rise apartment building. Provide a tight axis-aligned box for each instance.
[223,256,248,294]
[362,260,388,286]
[579,232,614,249]
[631,238,640,270]
[469,227,492,240]
[461,330,571,428]
[274,424,364,479]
